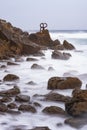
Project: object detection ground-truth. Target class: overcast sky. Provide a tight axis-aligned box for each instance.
[0,0,87,30]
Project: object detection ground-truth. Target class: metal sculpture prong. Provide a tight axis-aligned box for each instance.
[40,23,48,32]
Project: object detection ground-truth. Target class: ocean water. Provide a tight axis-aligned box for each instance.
[0,30,87,130]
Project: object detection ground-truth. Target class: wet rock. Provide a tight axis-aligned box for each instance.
[65,98,87,117]
[63,40,75,50]
[52,50,71,60]
[7,125,26,130]
[7,103,17,109]
[54,44,64,50]
[56,123,63,127]
[65,117,87,128]
[48,76,82,90]
[7,61,19,65]
[48,67,54,71]
[42,106,66,116]
[31,127,50,130]
[7,110,21,115]
[0,96,12,103]
[53,39,61,46]
[45,92,71,102]
[29,30,53,48]
[0,65,6,68]
[15,94,30,102]
[31,64,44,70]
[33,51,45,57]
[26,57,38,61]
[0,103,8,112]
[26,81,37,85]
[18,104,36,113]
[72,89,87,100]
[33,102,41,107]
[15,57,24,62]
[0,19,40,59]
[65,89,87,117]
[3,74,19,81]
[0,86,20,97]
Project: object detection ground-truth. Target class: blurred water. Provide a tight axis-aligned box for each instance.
[0,30,87,130]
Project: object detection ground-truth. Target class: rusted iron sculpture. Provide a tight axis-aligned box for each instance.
[40,23,48,32]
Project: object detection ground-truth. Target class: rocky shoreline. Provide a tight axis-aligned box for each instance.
[0,19,87,130]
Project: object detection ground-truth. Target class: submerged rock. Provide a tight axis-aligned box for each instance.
[7,61,19,65]
[31,127,50,130]
[0,86,20,97]
[15,94,30,102]
[65,117,87,128]
[45,92,71,102]
[31,63,44,69]
[52,50,71,60]
[26,57,38,61]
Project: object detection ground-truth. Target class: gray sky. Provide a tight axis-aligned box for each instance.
[0,0,87,30]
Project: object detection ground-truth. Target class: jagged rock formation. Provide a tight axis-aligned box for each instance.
[0,19,40,59]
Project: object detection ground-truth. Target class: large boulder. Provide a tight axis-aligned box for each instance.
[47,77,82,90]
[65,89,87,117]
[65,98,87,117]
[29,30,53,47]
[0,19,40,59]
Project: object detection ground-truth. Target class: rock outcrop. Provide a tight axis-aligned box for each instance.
[0,19,40,59]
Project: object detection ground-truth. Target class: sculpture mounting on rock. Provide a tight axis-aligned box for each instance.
[40,23,48,32]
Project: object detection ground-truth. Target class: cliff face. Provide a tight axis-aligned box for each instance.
[0,19,40,59]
